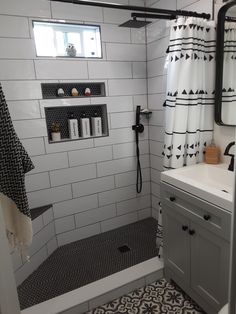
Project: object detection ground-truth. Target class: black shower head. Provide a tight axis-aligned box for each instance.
[119,17,152,28]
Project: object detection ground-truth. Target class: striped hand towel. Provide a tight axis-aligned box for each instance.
[0,84,34,258]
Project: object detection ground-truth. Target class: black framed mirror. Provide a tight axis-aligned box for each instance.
[215,0,236,126]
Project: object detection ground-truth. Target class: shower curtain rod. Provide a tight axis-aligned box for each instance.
[50,0,211,20]
[226,16,236,22]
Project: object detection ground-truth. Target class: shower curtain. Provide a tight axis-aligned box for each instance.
[163,17,216,169]
[156,17,216,258]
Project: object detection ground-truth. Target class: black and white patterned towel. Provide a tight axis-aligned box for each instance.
[0,84,34,254]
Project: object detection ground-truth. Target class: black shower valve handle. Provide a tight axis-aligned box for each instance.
[132,123,144,133]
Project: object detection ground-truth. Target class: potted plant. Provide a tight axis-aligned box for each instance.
[51,122,61,141]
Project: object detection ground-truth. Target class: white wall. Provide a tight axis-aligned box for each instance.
[0,0,152,253]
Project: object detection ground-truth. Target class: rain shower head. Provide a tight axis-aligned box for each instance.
[119,17,152,28]
[119,12,176,28]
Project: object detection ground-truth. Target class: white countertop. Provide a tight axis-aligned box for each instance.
[161,163,234,212]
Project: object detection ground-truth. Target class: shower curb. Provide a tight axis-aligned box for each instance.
[21,257,163,314]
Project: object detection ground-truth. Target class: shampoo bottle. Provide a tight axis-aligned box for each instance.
[68,112,79,139]
[80,112,91,138]
[91,112,102,137]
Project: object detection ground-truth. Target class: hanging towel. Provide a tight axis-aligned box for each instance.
[0,84,34,257]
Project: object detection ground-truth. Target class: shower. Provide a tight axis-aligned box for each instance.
[132,106,144,193]
[119,12,176,28]
[119,17,151,29]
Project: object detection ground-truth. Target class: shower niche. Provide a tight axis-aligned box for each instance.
[45,104,108,143]
[41,82,106,99]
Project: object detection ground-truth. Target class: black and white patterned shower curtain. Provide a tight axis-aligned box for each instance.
[156,17,216,259]
[221,22,236,124]
[163,17,216,169]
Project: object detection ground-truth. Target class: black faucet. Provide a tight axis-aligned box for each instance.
[224,141,235,171]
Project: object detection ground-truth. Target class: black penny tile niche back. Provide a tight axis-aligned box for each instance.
[45,104,108,143]
[41,82,105,99]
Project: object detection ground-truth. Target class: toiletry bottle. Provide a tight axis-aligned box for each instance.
[68,112,79,139]
[91,112,102,137]
[85,88,91,96]
[71,88,79,97]
[205,140,221,164]
[80,112,91,138]
[57,88,65,97]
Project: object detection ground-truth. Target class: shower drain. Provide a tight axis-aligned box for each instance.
[221,189,229,193]
[118,245,131,253]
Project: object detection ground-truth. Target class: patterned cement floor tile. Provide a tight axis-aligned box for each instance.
[87,278,205,314]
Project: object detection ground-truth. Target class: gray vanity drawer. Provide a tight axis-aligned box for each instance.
[161,182,231,241]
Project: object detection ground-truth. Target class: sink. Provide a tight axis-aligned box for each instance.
[161,163,234,212]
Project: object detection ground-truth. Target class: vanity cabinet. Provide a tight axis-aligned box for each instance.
[163,207,190,285]
[161,182,231,314]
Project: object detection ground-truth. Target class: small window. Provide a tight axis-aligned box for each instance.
[33,20,102,58]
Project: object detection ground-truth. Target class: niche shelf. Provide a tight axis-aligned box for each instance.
[45,104,108,143]
[41,82,106,99]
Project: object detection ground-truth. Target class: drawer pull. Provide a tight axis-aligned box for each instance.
[203,214,211,221]
[189,229,195,236]
[169,196,176,202]
[182,225,188,231]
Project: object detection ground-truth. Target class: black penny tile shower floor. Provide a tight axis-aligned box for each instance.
[87,278,205,314]
[18,218,158,310]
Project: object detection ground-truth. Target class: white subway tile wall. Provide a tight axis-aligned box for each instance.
[21,138,46,156]
[14,247,48,286]
[53,194,99,218]
[147,0,213,218]
[6,2,148,244]
[25,172,51,192]
[0,60,35,80]
[0,15,30,38]
[68,146,113,167]
[57,223,101,246]
[27,185,72,208]
[35,60,89,80]
[72,176,115,198]
[11,207,58,286]
[115,168,150,188]
[75,204,116,228]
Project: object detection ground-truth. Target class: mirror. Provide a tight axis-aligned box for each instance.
[215,2,236,126]
[33,20,102,58]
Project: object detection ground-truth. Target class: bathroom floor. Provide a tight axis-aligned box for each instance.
[87,278,205,314]
[18,218,158,310]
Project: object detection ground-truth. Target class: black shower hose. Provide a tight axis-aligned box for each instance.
[135,130,142,193]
